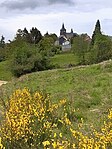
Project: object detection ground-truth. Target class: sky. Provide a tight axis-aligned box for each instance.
[0,0,112,41]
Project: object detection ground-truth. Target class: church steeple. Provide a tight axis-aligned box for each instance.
[71,28,73,33]
[62,23,65,30]
[60,23,66,36]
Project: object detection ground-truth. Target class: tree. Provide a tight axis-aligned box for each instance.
[38,35,58,56]
[29,27,42,44]
[91,35,112,63]
[44,33,58,42]
[91,20,102,47]
[14,27,42,45]
[22,27,30,43]
[0,35,5,48]
[0,36,6,61]
[15,29,26,41]
[10,41,52,77]
[87,20,112,64]
[72,34,90,64]
[49,33,58,42]
[44,32,49,37]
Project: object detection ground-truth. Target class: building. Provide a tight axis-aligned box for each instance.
[55,23,77,51]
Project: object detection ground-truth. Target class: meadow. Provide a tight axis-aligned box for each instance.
[0,53,112,148]
[51,52,78,68]
[0,58,112,127]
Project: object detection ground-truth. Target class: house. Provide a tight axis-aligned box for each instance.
[62,40,71,51]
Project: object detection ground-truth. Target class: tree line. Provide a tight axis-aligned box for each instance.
[71,20,112,64]
[0,27,60,77]
[0,20,112,77]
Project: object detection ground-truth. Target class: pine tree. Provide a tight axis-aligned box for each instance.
[91,20,102,46]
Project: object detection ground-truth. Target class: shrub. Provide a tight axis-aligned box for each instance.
[88,35,112,64]
[0,137,4,149]
[0,48,6,62]
[0,89,112,149]
[10,43,51,77]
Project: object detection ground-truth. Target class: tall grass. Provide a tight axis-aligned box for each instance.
[1,61,112,130]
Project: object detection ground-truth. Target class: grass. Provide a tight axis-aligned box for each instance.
[51,52,78,68]
[0,52,77,80]
[1,60,112,129]
[0,60,13,81]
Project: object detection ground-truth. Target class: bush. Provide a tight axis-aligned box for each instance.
[1,88,112,149]
[10,42,51,77]
[88,35,112,64]
[0,48,6,62]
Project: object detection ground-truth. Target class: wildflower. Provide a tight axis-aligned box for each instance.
[108,109,112,119]
[72,143,76,148]
[59,133,62,138]
[52,142,57,148]
[0,137,4,149]
[54,133,57,138]
[42,141,50,147]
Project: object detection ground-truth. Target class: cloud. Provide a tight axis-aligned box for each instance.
[0,0,75,10]
[1,0,40,10]
[0,0,112,42]
[48,0,74,5]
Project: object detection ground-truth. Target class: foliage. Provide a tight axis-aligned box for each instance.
[0,88,112,149]
[88,35,112,64]
[38,34,61,57]
[10,42,51,77]
[4,37,27,60]
[0,61,112,137]
[15,27,42,45]
[94,35,112,62]
[0,36,5,48]
[29,27,42,44]
[38,36,56,56]
[0,60,13,81]
[0,137,4,149]
[0,48,6,62]
[91,19,102,47]
[44,32,58,42]
[71,34,90,64]
[0,36,6,62]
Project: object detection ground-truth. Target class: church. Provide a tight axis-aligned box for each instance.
[55,23,77,51]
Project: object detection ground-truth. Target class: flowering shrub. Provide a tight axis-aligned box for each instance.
[0,137,4,149]
[0,88,112,149]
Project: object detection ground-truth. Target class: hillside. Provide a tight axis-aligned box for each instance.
[0,61,13,81]
[0,60,112,129]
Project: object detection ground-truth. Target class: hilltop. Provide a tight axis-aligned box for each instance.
[0,59,112,129]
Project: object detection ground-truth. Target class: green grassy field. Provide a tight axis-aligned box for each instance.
[0,53,77,81]
[0,60,13,81]
[1,60,112,129]
[51,52,78,68]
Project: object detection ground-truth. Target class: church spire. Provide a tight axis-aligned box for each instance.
[62,23,65,29]
[71,28,73,33]
[60,23,66,36]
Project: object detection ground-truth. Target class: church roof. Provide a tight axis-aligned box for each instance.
[59,35,67,40]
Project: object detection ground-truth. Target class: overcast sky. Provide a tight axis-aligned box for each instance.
[0,0,112,41]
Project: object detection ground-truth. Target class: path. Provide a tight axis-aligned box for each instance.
[0,81,7,86]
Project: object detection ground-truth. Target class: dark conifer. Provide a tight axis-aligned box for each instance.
[91,19,102,46]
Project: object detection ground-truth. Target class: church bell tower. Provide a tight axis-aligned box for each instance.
[60,23,66,36]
